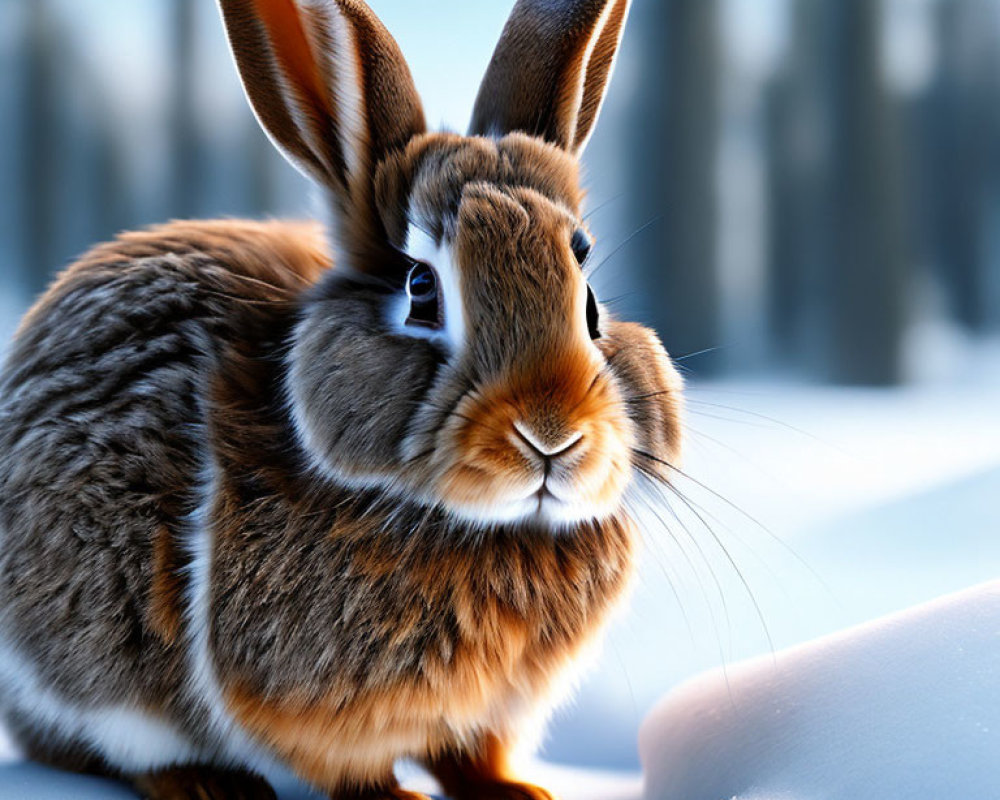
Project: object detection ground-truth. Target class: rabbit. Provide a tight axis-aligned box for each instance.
[0,0,684,798]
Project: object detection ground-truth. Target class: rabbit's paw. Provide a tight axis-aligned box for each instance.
[132,766,277,800]
[450,782,557,800]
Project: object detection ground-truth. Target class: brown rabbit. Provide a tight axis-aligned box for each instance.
[0,0,683,798]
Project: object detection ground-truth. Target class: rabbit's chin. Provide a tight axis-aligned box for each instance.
[436,485,626,531]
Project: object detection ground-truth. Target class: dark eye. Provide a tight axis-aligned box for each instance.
[406,261,442,329]
[572,228,593,265]
[586,284,601,340]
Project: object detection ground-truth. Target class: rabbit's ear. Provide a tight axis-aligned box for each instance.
[470,0,630,156]
[219,0,425,258]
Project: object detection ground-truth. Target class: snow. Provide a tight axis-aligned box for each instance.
[639,581,1000,800]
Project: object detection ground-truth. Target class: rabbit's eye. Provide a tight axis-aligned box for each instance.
[586,284,601,340]
[572,228,593,265]
[406,261,442,329]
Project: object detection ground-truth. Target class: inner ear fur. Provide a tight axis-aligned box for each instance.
[469,0,632,155]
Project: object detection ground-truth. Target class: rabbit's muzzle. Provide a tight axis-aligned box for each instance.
[434,348,634,527]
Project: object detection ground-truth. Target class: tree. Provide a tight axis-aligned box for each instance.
[825,0,909,384]
[628,0,721,372]
[764,0,833,369]
[925,0,1000,333]
[168,0,200,219]
[21,0,58,296]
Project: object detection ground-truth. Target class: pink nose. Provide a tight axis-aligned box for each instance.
[512,420,583,460]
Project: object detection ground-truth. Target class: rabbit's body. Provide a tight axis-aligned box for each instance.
[0,215,640,790]
[0,220,331,772]
[0,1,683,798]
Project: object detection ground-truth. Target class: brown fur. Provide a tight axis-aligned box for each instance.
[0,218,329,713]
[471,0,632,153]
[149,523,185,646]
[0,2,680,799]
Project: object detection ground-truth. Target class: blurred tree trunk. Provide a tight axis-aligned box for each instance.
[825,0,908,385]
[94,109,126,245]
[168,0,200,219]
[246,119,277,216]
[628,0,720,372]
[764,0,833,368]
[927,0,1000,333]
[22,0,58,296]
[768,0,908,384]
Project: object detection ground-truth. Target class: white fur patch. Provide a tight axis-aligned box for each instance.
[0,635,201,772]
[181,459,286,774]
[389,225,467,354]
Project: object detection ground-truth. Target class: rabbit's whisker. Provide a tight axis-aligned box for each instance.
[632,451,774,657]
[585,215,664,281]
[672,345,730,364]
[627,475,733,691]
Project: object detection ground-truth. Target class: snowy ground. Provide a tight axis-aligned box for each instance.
[641,581,1000,800]
[0,370,998,797]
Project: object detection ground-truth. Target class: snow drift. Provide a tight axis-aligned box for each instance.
[640,581,1000,800]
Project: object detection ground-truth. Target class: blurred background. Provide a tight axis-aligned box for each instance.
[1,0,1000,781]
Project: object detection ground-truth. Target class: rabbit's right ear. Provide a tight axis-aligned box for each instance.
[470,0,631,156]
[218,0,425,264]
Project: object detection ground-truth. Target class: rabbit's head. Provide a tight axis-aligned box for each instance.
[220,0,682,528]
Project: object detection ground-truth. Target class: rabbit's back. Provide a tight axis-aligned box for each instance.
[0,219,330,765]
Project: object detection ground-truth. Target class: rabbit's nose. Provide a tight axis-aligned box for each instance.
[511,420,583,461]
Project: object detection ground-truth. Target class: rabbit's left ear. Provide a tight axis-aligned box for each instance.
[469,0,631,156]
[219,0,425,265]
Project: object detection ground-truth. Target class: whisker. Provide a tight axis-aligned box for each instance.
[627,483,728,677]
[685,398,834,446]
[633,453,774,648]
[598,292,639,309]
[198,289,291,306]
[583,192,626,222]
[661,478,775,657]
[585,215,663,281]
[636,450,787,550]
[625,389,674,404]
[683,424,793,492]
[658,468,791,593]
[634,473,735,650]
[687,409,776,429]
[673,344,732,364]
[634,448,833,613]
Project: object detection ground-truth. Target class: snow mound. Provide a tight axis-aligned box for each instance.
[639,581,1000,800]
